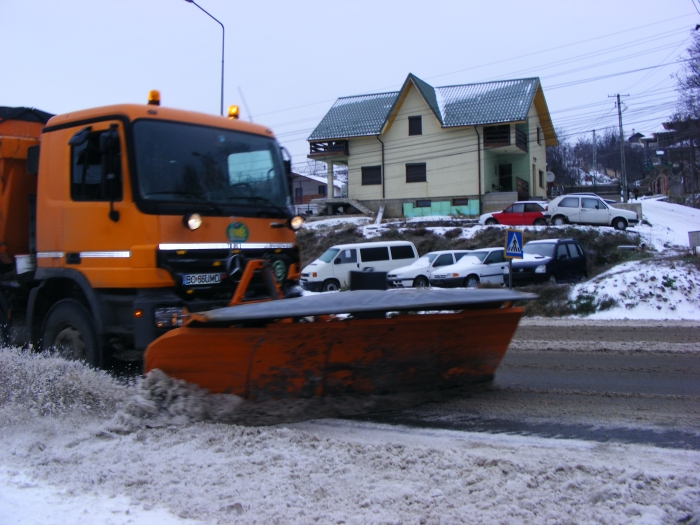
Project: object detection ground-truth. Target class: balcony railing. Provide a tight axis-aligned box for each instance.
[483,125,528,152]
[309,140,349,157]
[483,125,510,148]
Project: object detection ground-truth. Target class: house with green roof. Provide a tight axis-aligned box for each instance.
[307,73,557,217]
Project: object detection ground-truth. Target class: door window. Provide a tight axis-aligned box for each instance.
[360,246,390,262]
[433,254,454,267]
[70,126,122,201]
[559,197,579,208]
[336,249,357,264]
[484,250,505,264]
[557,244,569,258]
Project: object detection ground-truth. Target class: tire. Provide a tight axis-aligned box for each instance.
[41,299,102,368]
[485,218,498,226]
[413,276,429,288]
[533,218,546,226]
[464,275,480,288]
[613,217,628,231]
[322,279,340,292]
[552,215,567,226]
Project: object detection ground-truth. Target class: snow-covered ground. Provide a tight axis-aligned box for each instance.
[2,198,700,524]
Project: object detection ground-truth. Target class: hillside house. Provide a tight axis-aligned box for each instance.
[307,73,557,217]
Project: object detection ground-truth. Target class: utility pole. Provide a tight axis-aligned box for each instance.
[592,129,597,189]
[610,94,629,201]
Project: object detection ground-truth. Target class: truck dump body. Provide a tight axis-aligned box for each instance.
[144,288,534,399]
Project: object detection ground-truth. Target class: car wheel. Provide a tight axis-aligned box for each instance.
[533,218,546,226]
[485,218,498,226]
[553,216,567,226]
[322,279,341,292]
[413,276,429,288]
[465,275,480,288]
[613,217,628,231]
[41,299,102,368]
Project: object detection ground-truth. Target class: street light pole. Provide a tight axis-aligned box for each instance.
[184,0,225,116]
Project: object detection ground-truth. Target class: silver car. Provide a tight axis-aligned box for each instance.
[544,195,639,230]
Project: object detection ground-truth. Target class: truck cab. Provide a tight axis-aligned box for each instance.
[0,99,302,366]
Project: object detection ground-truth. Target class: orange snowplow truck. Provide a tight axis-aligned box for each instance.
[0,97,303,367]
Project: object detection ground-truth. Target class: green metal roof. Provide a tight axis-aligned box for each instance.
[307,92,398,141]
[308,74,542,141]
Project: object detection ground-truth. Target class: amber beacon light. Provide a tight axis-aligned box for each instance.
[228,105,240,119]
[148,90,161,106]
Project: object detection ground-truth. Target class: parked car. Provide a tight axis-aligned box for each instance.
[479,201,547,226]
[387,250,472,288]
[544,195,638,230]
[510,238,587,285]
[430,247,508,288]
[301,241,418,292]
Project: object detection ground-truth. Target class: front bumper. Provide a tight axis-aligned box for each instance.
[300,280,324,292]
[429,277,462,288]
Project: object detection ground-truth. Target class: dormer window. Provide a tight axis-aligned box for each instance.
[408,116,422,136]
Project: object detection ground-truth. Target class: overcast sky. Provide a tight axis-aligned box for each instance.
[1,0,697,168]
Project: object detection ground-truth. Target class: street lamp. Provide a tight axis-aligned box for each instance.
[184,0,225,116]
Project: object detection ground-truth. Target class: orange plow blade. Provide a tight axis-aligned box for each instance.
[144,288,533,400]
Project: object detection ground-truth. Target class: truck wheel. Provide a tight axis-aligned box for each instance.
[485,218,498,226]
[465,275,480,288]
[413,276,429,288]
[613,217,628,231]
[552,216,567,226]
[42,299,102,368]
[322,279,340,292]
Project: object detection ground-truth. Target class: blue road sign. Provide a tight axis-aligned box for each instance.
[505,229,523,259]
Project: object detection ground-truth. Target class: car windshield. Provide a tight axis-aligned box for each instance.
[132,120,289,212]
[454,255,481,267]
[418,253,439,264]
[465,251,488,262]
[318,248,340,263]
[523,243,555,257]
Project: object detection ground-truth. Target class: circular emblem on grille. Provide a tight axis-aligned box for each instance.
[271,260,287,281]
[226,222,249,243]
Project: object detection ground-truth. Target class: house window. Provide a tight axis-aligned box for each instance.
[539,170,544,189]
[319,185,327,195]
[537,127,541,145]
[408,116,422,136]
[452,198,469,206]
[415,199,431,208]
[406,163,427,183]
[361,166,382,185]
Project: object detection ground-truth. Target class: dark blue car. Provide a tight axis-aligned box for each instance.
[510,239,587,285]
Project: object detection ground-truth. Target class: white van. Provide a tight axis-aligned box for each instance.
[301,241,418,292]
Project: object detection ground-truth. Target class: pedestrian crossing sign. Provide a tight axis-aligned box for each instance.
[505,229,523,259]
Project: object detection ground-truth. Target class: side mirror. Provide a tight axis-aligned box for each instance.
[334,258,341,265]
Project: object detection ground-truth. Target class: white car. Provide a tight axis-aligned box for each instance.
[387,250,472,288]
[430,247,509,288]
[544,195,639,230]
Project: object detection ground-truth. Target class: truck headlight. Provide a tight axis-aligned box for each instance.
[154,307,189,328]
[535,265,547,274]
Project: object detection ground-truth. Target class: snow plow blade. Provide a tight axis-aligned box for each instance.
[144,287,535,400]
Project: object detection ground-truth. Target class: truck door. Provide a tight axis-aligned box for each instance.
[61,121,141,287]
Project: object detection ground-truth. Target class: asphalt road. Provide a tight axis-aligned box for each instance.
[357,319,700,450]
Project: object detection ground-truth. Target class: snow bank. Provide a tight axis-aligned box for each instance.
[570,259,700,320]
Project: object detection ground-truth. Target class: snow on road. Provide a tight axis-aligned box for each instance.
[1,345,699,524]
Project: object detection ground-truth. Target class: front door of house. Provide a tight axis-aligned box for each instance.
[498,164,512,191]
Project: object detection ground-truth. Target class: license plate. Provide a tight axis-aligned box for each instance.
[183,273,222,286]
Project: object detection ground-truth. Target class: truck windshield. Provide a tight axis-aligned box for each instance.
[132,120,289,212]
